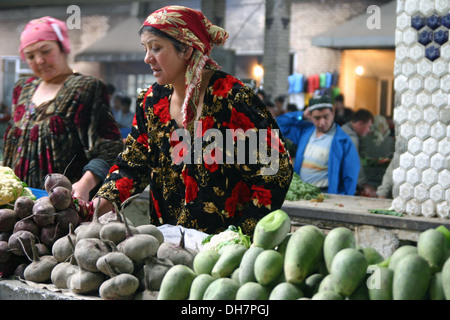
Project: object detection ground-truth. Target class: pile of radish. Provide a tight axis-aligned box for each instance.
[0,173,201,299]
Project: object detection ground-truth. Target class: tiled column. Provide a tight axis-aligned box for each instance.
[262,0,292,99]
[392,0,449,218]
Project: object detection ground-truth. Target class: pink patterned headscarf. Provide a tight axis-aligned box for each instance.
[19,16,71,61]
[142,6,229,128]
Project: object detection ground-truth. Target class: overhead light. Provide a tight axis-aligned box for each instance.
[355,66,364,75]
[253,64,264,79]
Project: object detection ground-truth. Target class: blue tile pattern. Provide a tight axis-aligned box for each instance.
[412,12,449,61]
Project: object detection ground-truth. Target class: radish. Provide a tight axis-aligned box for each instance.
[156,228,197,269]
[52,224,76,263]
[99,258,139,300]
[136,224,164,245]
[22,236,58,283]
[144,256,173,291]
[116,210,160,264]
[67,267,104,295]
[74,238,112,272]
[51,256,79,289]
[75,198,103,241]
[96,242,134,277]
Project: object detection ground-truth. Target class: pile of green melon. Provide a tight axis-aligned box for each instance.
[157,209,450,300]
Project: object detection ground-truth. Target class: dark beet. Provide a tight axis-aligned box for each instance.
[13,218,39,237]
[7,230,35,257]
[55,207,79,233]
[0,240,11,263]
[32,196,56,227]
[40,224,64,248]
[14,196,35,219]
[0,208,17,232]
[49,186,72,210]
[44,173,72,194]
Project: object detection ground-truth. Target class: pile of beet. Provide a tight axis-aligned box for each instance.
[0,173,80,279]
[0,174,199,300]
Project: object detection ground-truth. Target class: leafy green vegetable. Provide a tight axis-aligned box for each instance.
[285,172,324,201]
[368,209,403,217]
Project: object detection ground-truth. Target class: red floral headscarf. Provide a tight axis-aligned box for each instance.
[142,5,229,128]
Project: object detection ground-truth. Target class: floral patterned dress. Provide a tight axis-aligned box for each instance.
[97,70,293,235]
[3,74,124,189]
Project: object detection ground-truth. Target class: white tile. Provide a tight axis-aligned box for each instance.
[406,167,421,185]
[408,136,423,154]
[405,198,421,216]
[423,106,439,124]
[421,199,436,217]
[424,74,440,93]
[430,184,445,202]
[430,153,446,171]
[404,0,419,15]
[414,183,429,202]
[436,201,450,218]
[415,151,430,170]
[399,182,415,200]
[430,121,446,140]
[437,169,450,189]
[418,0,435,15]
[399,151,415,169]
[423,137,438,155]
[422,168,438,187]
[415,121,431,139]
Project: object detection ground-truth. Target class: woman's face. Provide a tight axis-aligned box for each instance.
[140,31,190,88]
[23,40,69,82]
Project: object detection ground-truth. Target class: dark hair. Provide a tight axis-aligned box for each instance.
[334,94,344,103]
[121,96,132,107]
[351,109,374,123]
[139,25,188,53]
[287,103,298,112]
[275,95,286,103]
[106,84,116,95]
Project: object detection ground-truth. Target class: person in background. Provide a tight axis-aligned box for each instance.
[106,83,116,103]
[333,94,353,126]
[2,16,123,202]
[0,102,11,123]
[341,109,377,197]
[286,103,298,112]
[277,95,360,195]
[111,93,123,119]
[270,95,286,118]
[93,6,293,235]
[115,95,135,138]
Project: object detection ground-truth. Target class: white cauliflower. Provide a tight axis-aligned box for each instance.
[201,225,251,252]
[0,166,35,205]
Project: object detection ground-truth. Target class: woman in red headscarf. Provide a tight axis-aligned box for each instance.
[3,16,123,204]
[95,6,293,235]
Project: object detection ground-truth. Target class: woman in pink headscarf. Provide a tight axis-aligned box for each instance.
[3,16,123,206]
[94,6,293,235]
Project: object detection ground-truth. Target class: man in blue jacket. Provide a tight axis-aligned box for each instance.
[276,95,360,195]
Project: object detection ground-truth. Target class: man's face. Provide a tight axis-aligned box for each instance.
[354,120,373,137]
[310,108,335,134]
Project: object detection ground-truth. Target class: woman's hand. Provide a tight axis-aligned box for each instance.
[71,170,100,202]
